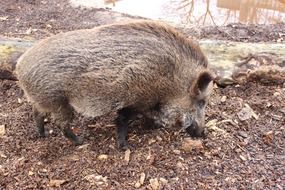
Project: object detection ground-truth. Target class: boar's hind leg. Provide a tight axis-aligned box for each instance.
[115,107,137,150]
[53,102,83,145]
[33,105,45,137]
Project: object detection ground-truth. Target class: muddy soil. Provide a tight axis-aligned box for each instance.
[0,0,285,189]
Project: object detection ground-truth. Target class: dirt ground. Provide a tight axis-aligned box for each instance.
[0,0,285,189]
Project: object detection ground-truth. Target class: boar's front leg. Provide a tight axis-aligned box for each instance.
[33,105,45,137]
[115,107,137,150]
[53,102,83,145]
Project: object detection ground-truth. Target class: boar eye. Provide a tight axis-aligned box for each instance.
[197,100,206,108]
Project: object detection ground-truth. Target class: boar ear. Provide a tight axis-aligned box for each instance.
[191,71,213,96]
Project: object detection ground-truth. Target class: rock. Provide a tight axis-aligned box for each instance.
[237,104,258,121]
[181,138,203,152]
[48,179,66,187]
[0,125,5,136]
[124,149,131,164]
[97,154,108,160]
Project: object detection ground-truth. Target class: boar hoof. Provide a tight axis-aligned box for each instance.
[118,140,130,151]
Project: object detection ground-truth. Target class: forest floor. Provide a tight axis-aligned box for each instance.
[0,0,284,189]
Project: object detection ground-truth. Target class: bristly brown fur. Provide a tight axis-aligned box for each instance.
[15,20,213,146]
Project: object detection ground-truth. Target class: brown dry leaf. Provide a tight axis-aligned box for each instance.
[0,125,5,136]
[181,138,203,152]
[124,149,131,163]
[263,131,273,144]
[48,179,67,187]
[237,104,259,121]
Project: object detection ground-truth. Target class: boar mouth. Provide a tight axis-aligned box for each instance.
[185,121,206,138]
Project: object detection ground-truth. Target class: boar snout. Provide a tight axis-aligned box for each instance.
[185,121,205,138]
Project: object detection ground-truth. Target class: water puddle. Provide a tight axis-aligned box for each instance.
[70,0,285,26]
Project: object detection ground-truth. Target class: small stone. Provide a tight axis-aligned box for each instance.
[221,96,227,102]
[124,149,131,163]
[77,144,89,150]
[134,181,141,188]
[28,171,34,176]
[149,178,159,190]
[139,172,146,185]
[238,131,248,138]
[173,149,181,155]
[159,177,168,185]
[0,151,7,158]
[48,179,66,187]
[156,136,162,141]
[239,155,247,161]
[148,138,156,145]
[97,154,108,160]
[273,92,280,96]
[0,125,6,136]
[84,174,107,186]
[17,98,23,104]
[181,138,203,152]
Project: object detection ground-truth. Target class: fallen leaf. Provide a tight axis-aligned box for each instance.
[0,125,5,136]
[124,149,131,163]
[48,179,66,187]
[237,104,258,121]
[181,138,203,152]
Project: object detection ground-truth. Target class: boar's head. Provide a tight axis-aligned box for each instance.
[154,70,214,137]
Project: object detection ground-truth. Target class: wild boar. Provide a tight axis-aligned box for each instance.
[16,20,213,149]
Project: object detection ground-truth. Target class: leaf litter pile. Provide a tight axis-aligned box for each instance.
[0,0,284,189]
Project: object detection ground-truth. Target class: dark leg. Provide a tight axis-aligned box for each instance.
[53,103,83,145]
[33,105,45,137]
[115,107,136,150]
